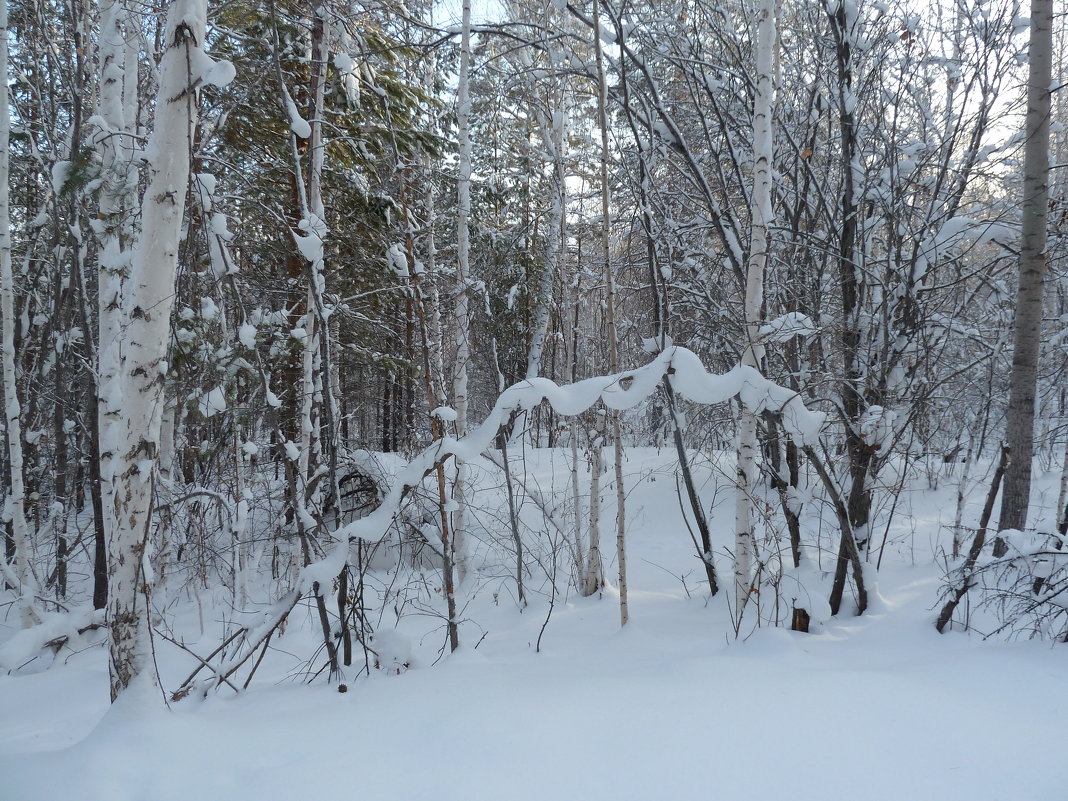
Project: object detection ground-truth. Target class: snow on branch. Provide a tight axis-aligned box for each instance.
[298,347,825,595]
[757,312,817,344]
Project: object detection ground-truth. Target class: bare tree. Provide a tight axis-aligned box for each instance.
[106,0,212,700]
[734,0,776,620]
[999,0,1053,532]
[0,0,41,628]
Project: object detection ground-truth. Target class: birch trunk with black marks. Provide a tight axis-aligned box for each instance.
[106,0,206,700]
[451,0,473,595]
[734,0,776,618]
[92,0,140,612]
[0,0,41,627]
[592,0,627,624]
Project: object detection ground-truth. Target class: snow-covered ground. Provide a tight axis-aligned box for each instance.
[2,449,1066,800]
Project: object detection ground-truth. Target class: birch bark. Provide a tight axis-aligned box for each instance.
[734,0,776,617]
[514,0,565,384]
[451,0,473,589]
[0,0,42,627]
[591,0,627,624]
[91,0,140,612]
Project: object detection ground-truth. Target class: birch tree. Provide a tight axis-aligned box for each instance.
[589,0,628,624]
[1,0,42,628]
[444,0,475,647]
[106,0,215,700]
[733,0,776,620]
[92,0,140,612]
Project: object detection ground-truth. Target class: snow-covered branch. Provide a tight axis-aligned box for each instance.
[296,348,825,594]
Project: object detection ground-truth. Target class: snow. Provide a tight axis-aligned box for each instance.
[201,58,236,89]
[640,334,672,353]
[210,212,233,241]
[757,312,816,343]
[195,172,217,198]
[238,322,257,349]
[913,217,1016,284]
[328,348,823,557]
[293,217,324,264]
[198,386,226,418]
[1,450,1067,800]
[0,606,103,671]
[199,296,219,320]
[283,90,312,140]
[50,160,72,194]
[386,243,409,277]
[431,405,458,422]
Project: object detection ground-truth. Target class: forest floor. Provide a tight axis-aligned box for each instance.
[2,449,1067,800]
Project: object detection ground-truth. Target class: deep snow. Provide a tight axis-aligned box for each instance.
[2,449,1066,800]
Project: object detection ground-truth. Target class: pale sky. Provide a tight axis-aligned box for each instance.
[434,0,506,28]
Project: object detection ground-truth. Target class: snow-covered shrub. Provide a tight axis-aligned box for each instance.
[940,529,1068,641]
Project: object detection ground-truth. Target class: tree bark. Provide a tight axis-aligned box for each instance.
[451,0,474,591]
[734,0,776,616]
[0,0,41,627]
[999,0,1052,532]
[107,0,207,701]
[592,0,627,624]
[827,0,874,554]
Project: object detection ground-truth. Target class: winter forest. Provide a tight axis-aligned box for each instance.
[1,0,1067,796]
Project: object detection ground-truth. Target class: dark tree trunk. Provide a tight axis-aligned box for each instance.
[999,0,1052,533]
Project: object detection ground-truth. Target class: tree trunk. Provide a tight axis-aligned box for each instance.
[999,0,1052,532]
[583,436,605,596]
[591,0,628,625]
[451,0,474,590]
[0,0,41,627]
[91,0,141,612]
[94,0,139,573]
[734,0,776,617]
[107,0,207,701]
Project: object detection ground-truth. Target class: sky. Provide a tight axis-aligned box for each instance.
[434,0,506,27]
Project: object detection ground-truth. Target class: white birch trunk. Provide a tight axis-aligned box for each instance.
[1056,439,1068,532]
[569,276,586,585]
[420,93,447,413]
[0,0,41,627]
[280,0,329,544]
[451,0,473,585]
[951,432,976,560]
[424,164,446,409]
[582,437,604,596]
[515,1,566,383]
[93,0,139,579]
[591,0,628,625]
[297,289,318,527]
[305,0,331,526]
[107,0,206,700]
[233,424,249,609]
[734,0,776,617]
[570,423,585,583]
